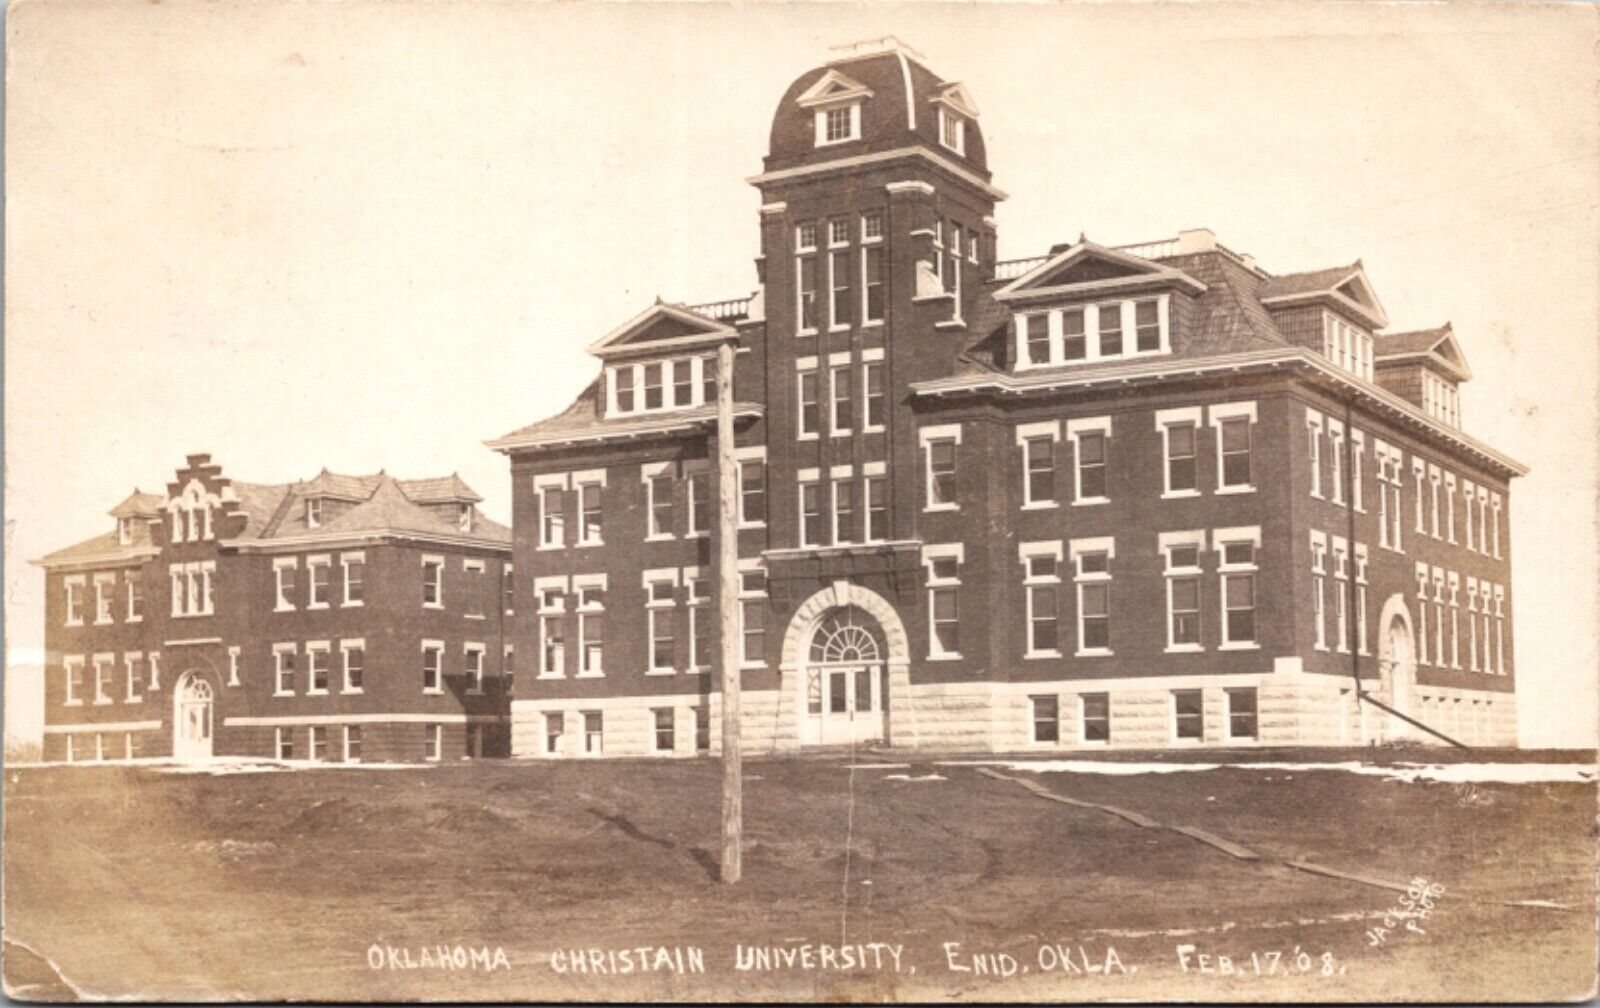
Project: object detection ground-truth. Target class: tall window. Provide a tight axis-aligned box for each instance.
[645,575,676,673]
[502,563,515,615]
[425,724,443,762]
[1415,565,1431,665]
[577,581,605,676]
[1462,479,1476,552]
[1162,420,1198,495]
[309,726,329,762]
[125,654,143,702]
[1025,314,1050,365]
[1227,688,1259,739]
[672,359,694,407]
[305,497,323,528]
[93,575,114,624]
[797,370,820,438]
[1068,421,1109,503]
[829,248,852,328]
[647,471,675,539]
[642,362,664,410]
[1428,466,1441,538]
[308,644,331,694]
[865,474,888,542]
[1020,544,1061,657]
[1022,434,1056,506]
[276,727,295,760]
[538,585,566,677]
[739,457,766,525]
[1493,586,1506,675]
[274,645,296,695]
[1134,299,1161,352]
[1491,494,1502,558]
[1307,412,1324,498]
[342,641,364,693]
[543,713,563,755]
[938,106,965,154]
[1072,542,1113,655]
[1355,546,1370,655]
[830,364,852,435]
[342,553,365,606]
[539,483,564,548]
[687,576,710,672]
[422,556,443,607]
[1329,423,1346,505]
[64,658,84,705]
[422,641,443,693]
[653,708,676,754]
[1081,693,1110,743]
[464,644,485,693]
[832,477,858,544]
[924,547,962,659]
[614,367,635,412]
[1031,695,1059,743]
[1467,581,1480,672]
[1216,413,1253,491]
[739,569,767,666]
[862,223,885,323]
[344,726,363,764]
[308,557,331,608]
[127,578,143,622]
[1163,537,1203,650]
[1312,534,1329,651]
[1332,539,1349,653]
[799,480,824,547]
[687,470,709,537]
[796,223,818,332]
[463,561,485,618]
[92,656,112,704]
[923,432,958,509]
[1447,572,1461,669]
[1062,307,1087,361]
[1173,689,1203,741]
[583,711,604,755]
[1413,460,1427,532]
[863,361,885,430]
[1095,303,1123,357]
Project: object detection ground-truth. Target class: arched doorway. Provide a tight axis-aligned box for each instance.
[173,671,215,762]
[1375,594,1418,742]
[779,581,912,749]
[806,606,887,745]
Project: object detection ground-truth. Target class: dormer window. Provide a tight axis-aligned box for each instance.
[606,355,717,418]
[816,103,860,147]
[938,107,966,155]
[305,497,323,528]
[1422,371,1461,428]
[459,504,474,532]
[1013,295,1171,370]
[1323,313,1374,381]
[117,517,133,546]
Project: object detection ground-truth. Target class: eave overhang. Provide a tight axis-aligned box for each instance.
[31,547,160,571]
[219,530,511,555]
[486,404,764,455]
[748,145,1007,201]
[1261,287,1388,331]
[910,348,1526,479]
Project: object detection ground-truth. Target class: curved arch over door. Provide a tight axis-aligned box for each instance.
[1375,593,1418,739]
[778,581,912,748]
[173,670,216,762]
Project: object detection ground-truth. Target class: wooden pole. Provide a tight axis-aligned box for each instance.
[715,338,742,883]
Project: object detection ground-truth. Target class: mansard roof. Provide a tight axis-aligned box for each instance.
[1377,323,1472,382]
[486,377,763,453]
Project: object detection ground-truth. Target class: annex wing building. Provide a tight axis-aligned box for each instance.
[490,38,1526,758]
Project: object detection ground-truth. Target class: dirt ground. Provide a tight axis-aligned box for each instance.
[3,746,1595,1002]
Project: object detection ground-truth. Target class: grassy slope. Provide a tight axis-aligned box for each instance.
[3,752,1595,1002]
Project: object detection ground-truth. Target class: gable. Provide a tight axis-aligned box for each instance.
[584,301,737,359]
[931,82,980,119]
[1034,255,1148,288]
[796,69,873,108]
[614,314,707,347]
[994,241,1207,303]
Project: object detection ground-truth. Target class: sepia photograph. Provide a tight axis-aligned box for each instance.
[4,1,1597,1002]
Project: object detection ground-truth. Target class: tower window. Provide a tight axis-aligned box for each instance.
[938,107,966,155]
[816,104,860,146]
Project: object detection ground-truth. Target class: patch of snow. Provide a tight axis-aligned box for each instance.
[883,772,947,782]
[156,758,432,775]
[944,759,1596,784]
[845,763,911,770]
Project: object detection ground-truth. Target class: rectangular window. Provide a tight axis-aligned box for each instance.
[1164,541,1203,650]
[544,713,563,755]
[538,587,566,677]
[688,471,709,536]
[93,575,114,624]
[341,553,365,606]
[646,577,676,673]
[643,362,664,410]
[275,727,295,760]
[1031,695,1059,743]
[425,724,442,762]
[422,557,443,607]
[1062,307,1087,361]
[1074,430,1107,501]
[1164,422,1198,494]
[502,563,515,614]
[1219,538,1258,647]
[539,485,565,548]
[574,480,602,545]
[797,252,818,332]
[739,458,766,525]
[463,561,484,618]
[274,646,296,695]
[926,438,957,508]
[125,654,143,702]
[578,583,605,676]
[1308,416,1324,498]
[1218,417,1252,489]
[739,569,767,666]
[925,549,962,659]
[865,475,888,542]
[614,367,635,412]
[830,249,852,328]
[309,726,328,762]
[308,645,331,694]
[863,361,885,430]
[1227,688,1259,739]
[1329,426,1346,505]
[797,370,820,437]
[127,578,143,622]
[344,725,362,763]
[648,472,675,538]
[1081,692,1110,743]
[1076,576,1110,654]
[305,497,323,528]
[863,246,884,323]
[800,481,825,547]
[1463,481,1476,551]
[342,641,364,693]
[832,478,858,544]
[672,359,694,407]
[1134,299,1161,352]
[653,708,675,753]
[1023,437,1056,506]
[1429,468,1441,538]
[583,711,603,755]
[1022,548,1061,656]
[701,354,716,407]
[688,577,711,672]
[695,705,711,752]
[1096,303,1123,357]
[1025,314,1050,365]
[465,644,485,693]
[1173,689,1203,741]
[422,641,443,693]
[830,364,852,434]
[64,658,86,706]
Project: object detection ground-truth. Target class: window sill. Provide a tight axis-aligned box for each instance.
[92,698,114,706]
[573,537,605,549]
[686,531,709,540]
[861,319,884,327]
[645,669,676,677]
[63,699,84,707]
[1164,644,1204,654]
[830,430,852,439]
[1215,641,1259,652]
[307,603,330,611]
[273,690,295,698]
[341,688,364,696]
[94,618,113,627]
[923,504,959,514]
[307,689,329,697]
[912,292,955,304]
[423,603,444,611]
[1025,650,1063,660]
[797,433,819,442]
[576,671,605,679]
[740,662,767,671]
[342,600,364,608]
[863,425,886,436]
[1216,485,1256,496]
[1021,501,1058,511]
[65,621,84,629]
[645,534,676,543]
[926,652,963,662]
[465,614,486,621]
[1161,489,1201,501]
[1075,649,1114,658]
[828,325,851,334]
[127,616,144,623]
[537,544,565,552]
[934,319,966,331]
[737,522,767,531]
[1072,497,1109,508]
[273,605,295,614]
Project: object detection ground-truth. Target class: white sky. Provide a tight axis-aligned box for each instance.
[6,2,1596,747]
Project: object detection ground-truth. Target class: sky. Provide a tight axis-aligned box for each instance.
[6,2,1596,747]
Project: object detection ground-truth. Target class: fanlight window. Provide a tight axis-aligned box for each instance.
[809,606,885,664]
[178,675,213,702]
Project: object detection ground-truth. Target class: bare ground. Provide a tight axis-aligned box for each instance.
[3,747,1595,1002]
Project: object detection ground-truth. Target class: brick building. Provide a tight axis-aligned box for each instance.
[33,455,512,763]
[485,37,1521,756]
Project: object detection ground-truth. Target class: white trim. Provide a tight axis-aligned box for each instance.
[748,145,1009,201]
[226,713,509,727]
[45,720,162,734]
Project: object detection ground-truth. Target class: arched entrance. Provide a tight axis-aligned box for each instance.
[1376,594,1418,741]
[173,671,215,762]
[779,581,912,749]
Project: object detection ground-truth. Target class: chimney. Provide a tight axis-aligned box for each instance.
[1176,228,1217,254]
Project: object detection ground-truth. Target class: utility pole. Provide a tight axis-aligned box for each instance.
[715,338,742,883]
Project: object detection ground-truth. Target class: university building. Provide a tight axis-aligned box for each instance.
[490,38,1525,757]
[33,454,513,763]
